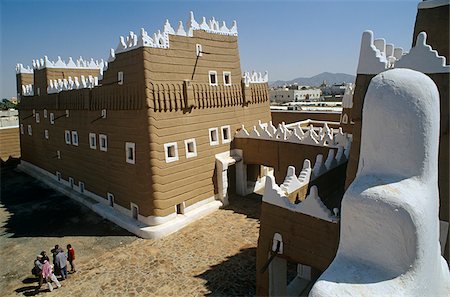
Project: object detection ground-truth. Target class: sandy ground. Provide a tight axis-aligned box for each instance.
[0,164,261,296]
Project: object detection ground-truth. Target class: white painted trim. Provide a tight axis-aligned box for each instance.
[56,150,61,159]
[196,44,202,57]
[35,113,40,123]
[50,113,54,124]
[99,134,108,152]
[223,71,231,86]
[27,124,32,136]
[89,133,97,149]
[71,131,79,146]
[164,142,179,163]
[65,130,71,144]
[209,127,219,146]
[418,0,449,9]
[125,142,136,164]
[208,70,218,86]
[44,129,49,139]
[20,124,24,134]
[43,109,48,118]
[184,138,197,158]
[118,71,124,85]
[130,202,139,219]
[221,125,232,143]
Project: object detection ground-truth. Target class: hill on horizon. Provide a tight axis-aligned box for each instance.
[270,72,355,87]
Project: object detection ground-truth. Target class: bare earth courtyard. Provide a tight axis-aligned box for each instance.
[0,165,261,296]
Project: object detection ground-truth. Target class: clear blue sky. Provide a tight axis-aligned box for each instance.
[1,0,419,99]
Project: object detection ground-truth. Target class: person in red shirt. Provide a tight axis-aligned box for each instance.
[66,244,76,273]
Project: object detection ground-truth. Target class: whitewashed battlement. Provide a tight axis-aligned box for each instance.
[112,11,238,57]
[235,120,352,148]
[357,30,450,75]
[341,83,354,109]
[28,56,107,73]
[22,84,34,96]
[47,75,99,94]
[16,64,33,74]
[242,71,269,86]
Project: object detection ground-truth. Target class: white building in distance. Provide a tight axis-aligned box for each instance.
[270,86,322,103]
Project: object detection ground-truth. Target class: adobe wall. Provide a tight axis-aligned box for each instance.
[0,127,20,161]
[256,202,339,296]
[16,73,33,97]
[271,111,340,126]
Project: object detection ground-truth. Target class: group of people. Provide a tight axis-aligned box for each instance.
[32,244,76,292]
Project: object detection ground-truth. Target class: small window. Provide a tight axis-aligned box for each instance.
[99,134,108,152]
[65,110,70,118]
[20,124,24,134]
[69,177,74,189]
[209,128,219,146]
[221,125,231,143]
[79,182,85,193]
[56,171,61,181]
[89,133,97,149]
[209,71,218,86]
[118,72,124,85]
[342,113,348,124]
[65,130,71,144]
[37,88,40,96]
[223,72,231,86]
[164,142,179,163]
[27,125,32,136]
[43,109,48,118]
[176,202,185,215]
[196,44,202,57]
[107,193,114,207]
[126,142,136,164]
[36,113,40,123]
[50,113,55,124]
[44,129,49,139]
[71,131,79,146]
[57,150,61,159]
[101,109,107,119]
[184,138,197,158]
[131,203,139,220]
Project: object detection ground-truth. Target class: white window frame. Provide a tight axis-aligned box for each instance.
[208,127,219,146]
[57,150,61,159]
[44,129,49,139]
[89,133,97,149]
[20,124,24,135]
[196,44,203,57]
[43,109,48,118]
[69,177,74,189]
[107,193,114,207]
[208,70,218,86]
[35,113,40,123]
[50,113,55,124]
[101,109,107,119]
[223,71,231,86]
[71,131,79,146]
[56,171,61,181]
[79,181,85,193]
[65,109,70,117]
[130,202,139,220]
[65,130,71,144]
[118,72,124,85]
[221,125,231,144]
[184,138,197,158]
[99,134,108,152]
[27,125,32,136]
[164,142,179,163]
[126,142,136,164]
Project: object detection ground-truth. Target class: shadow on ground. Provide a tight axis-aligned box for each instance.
[196,247,257,297]
[224,193,262,220]
[1,163,134,237]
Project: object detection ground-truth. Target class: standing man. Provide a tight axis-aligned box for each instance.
[67,244,76,273]
[55,248,68,280]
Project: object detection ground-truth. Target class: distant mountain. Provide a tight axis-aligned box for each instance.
[270,72,355,87]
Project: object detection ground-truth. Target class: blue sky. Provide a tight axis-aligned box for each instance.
[1,0,419,99]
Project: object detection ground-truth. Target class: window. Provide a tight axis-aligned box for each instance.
[57,150,61,159]
[50,113,55,124]
[223,72,231,86]
[101,109,107,119]
[176,203,185,215]
[69,177,74,189]
[27,125,32,136]
[221,125,231,143]
[44,129,49,139]
[37,87,40,96]
[209,128,219,146]
[44,109,48,118]
[342,113,348,124]
[65,110,70,117]
[56,171,61,181]
[209,71,218,86]
[131,203,139,220]
[36,113,40,123]
[107,193,114,207]
[20,124,24,134]
[89,133,97,149]
[126,142,135,164]
[184,138,197,158]
[99,134,108,152]
[164,142,179,163]
[65,130,71,144]
[71,131,79,146]
[196,44,203,57]
[118,72,124,85]
[79,182,85,193]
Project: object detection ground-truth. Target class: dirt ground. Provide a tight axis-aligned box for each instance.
[0,163,262,296]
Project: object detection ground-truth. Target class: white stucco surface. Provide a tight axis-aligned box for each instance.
[309,69,450,296]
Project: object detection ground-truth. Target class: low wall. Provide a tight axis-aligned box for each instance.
[271,111,340,126]
[0,127,20,161]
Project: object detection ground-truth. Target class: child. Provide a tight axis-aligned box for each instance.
[67,244,76,273]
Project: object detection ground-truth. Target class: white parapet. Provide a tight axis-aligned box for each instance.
[310,69,450,296]
[242,70,269,86]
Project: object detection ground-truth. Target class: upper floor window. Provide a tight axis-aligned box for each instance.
[221,125,231,144]
[209,128,219,146]
[118,72,124,85]
[99,134,108,152]
[89,133,97,149]
[126,142,136,164]
[44,129,49,139]
[35,113,40,123]
[71,131,79,146]
[209,71,218,86]
[164,142,179,163]
[20,124,24,135]
[184,138,197,158]
[50,113,55,125]
[223,72,231,86]
[196,44,203,57]
[65,130,71,144]
[27,125,32,136]
[43,109,48,118]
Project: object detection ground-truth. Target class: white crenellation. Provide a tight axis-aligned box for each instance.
[22,84,34,96]
[16,63,33,74]
[243,70,269,86]
[341,83,354,109]
[47,75,99,94]
[32,55,106,73]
